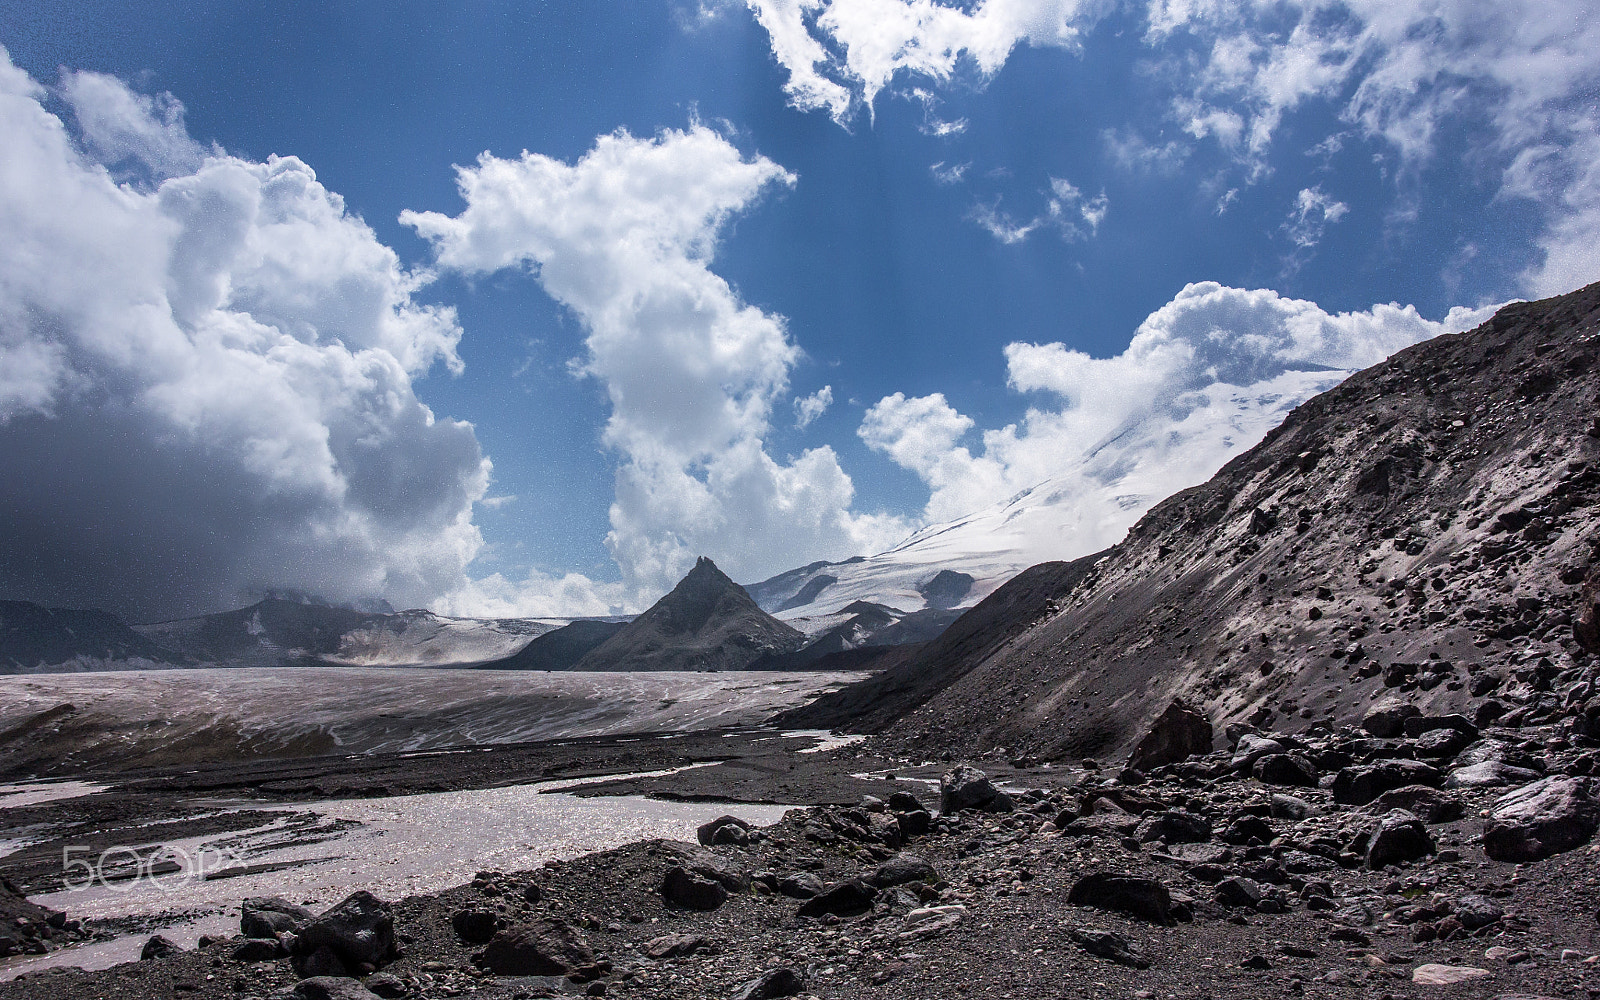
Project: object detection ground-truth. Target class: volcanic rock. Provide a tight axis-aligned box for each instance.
[1127,701,1213,772]
[291,891,396,973]
[476,918,595,977]
[1482,776,1600,862]
[1365,809,1435,868]
[1066,873,1172,923]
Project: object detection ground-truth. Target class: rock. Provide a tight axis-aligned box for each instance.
[1446,761,1543,789]
[887,791,926,812]
[659,842,750,892]
[1069,927,1149,968]
[1331,760,1443,805]
[294,946,348,978]
[643,932,708,959]
[1403,713,1479,739]
[292,891,395,973]
[241,896,315,938]
[661,867,729,911]
[1370,785,1464,823]
[1066,873,1172,924]
[869,854,938,888]
[451,908,503,944]
[895,809,932,838]
[1255,753,1320,787]
[1270,793,1315,820]
[1482,776,1600,861]
[363,972,407,999]
[1454,894,1505,930]
[1414,727,1475,760]
[140,935,181,961]
[939,765,1001,813]
[231,937,284,962]
[1221,816,1275,844]
[1135,810,1212,844]
[1231,734,1286,772]
[796,879,877,918]
[476,918,595,977]
[899,905,967,938]
[730,967,804,1000]
[1214,876,1264,909]
[292,979,383,1000]
[1362,704,1421,738]
[1366,809,1435,868]
[696,815,751,847]
[1412,963,1491,985]
[1127,701,1213,772]
[776,872,826,899]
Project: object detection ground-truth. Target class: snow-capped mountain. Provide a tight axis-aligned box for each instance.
[749,368,1350,619]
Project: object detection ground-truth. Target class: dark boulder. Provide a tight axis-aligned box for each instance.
[1231,734,1286,772]
[476,918,595,977]
[1446,761,1543,789]
[1255,753,1319,787]
[1453,894,1504,930]
[869,854,938,888]
[451,908,504,945]
[140,935,181,961]
[1066,873,1172,924]
[662,867,729,911]
[1135,811,1212,844]
[1331,760,1442,805]
[1402,713,1478,739]
[796,879,877,918]
[887,791,927,813]
[1069,927,1149,968]
[1362,704,1420,738]
[643,933,709,959]
[1413,727,1474,760]
[1221,816,1275,845]
[696,815,752,847]
[1214,876,1264,909]
[939,766,1001,813]
[1482,776,1600,862]
[231,937,285,962]
[776,872,827,899]
[292,979,383,1000]
[731,967,805,1000]
[241,896,315,938]
[1365,809,1434,868]
[1127,701,1213,772]
[291,891,396,974]
[1368,785,1464,824]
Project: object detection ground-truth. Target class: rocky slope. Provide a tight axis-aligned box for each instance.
[572,558,806,672]
[792,281,1600,765]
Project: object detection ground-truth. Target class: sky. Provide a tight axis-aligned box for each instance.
[0,0,1596,622]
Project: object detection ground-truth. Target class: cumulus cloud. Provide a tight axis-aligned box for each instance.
[793,385,833,429]
[862,282,1498,538]
[744,0,1099,122]
[0,50,490,622]
[405,126,908,602]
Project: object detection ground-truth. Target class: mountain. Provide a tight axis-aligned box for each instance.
[748,601,962,670]
[573,556,805,671]
[747,371,1349,620]
[781,281,1600,763]
[0,600,180,672]
[479,619,628,671]
[135,598,560,668]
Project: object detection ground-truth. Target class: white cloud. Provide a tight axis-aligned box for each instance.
[433,567,626,619]
[929,160,968,184]
[969,177,1108,244]
[0,50,490,621]
[744,0,1099,123]
[862,281,1498,532]
[793,384,833,428]
[405,125,908,602]
[1284,185,1349,249]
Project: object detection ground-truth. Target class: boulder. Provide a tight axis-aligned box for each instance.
[1066,873,1172,924]
[776,872,826,899]
[292,979,383,1000]
[1453,894,1504,930]
[661,867,728,911]
[1255,753,1319,787]
[1411,964,1491,985]
[1368,785,1464,824]
[696,815,751,847]
[476,918,595,977]
[869,854,938,889]
[1365,809,1434,869]
[231,937,284,962]
[731,967,805,1000]
[1135,810,1212,844]
[1413,727,1474,760]
[451,908,503,945]
[1482,776,1600,862]
[643,933,709,959]
[140,935,181,961]
[887,791,927,813]
[241,896,315,938]
[895,809,932,839]
[1269,794,1315,820]
[1446,761,1543,789]
[939,765,1000,813]
[1127,701,1213,772]
[1069,927,1149,968]
[659,842,749,892]
[796,879,876,918]
[1214,876,1264,909]
[1362,704,1421,738]
[1221,816,1275,845]
[1402,713,1479,740]
[1231,734,1286,772]
[291,891,396,974]
[1331,760,1443,805]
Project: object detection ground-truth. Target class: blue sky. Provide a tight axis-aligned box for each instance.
[0,1,1595,620]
